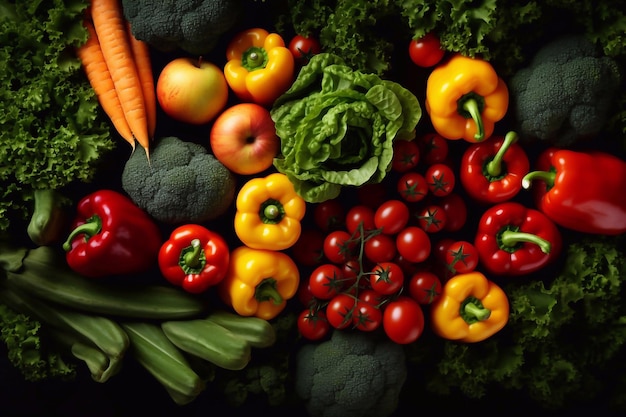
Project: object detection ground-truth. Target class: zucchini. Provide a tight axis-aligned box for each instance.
[205,310,276,348]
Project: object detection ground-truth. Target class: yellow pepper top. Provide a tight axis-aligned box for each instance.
[426,54,509,143]
[430,271,509,343]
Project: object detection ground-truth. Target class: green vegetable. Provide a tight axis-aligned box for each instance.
[0,0,115,233]
[406,234,626,411]
[122,0,243,55]
[509,34,622,146]
[121,136,236,224]
[295,329,407,417]
[205,310,277,348]
[270,53,421,203]
[26,189,71,246]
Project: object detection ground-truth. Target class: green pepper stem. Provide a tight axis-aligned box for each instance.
[62,215,102,252]
[242,46,268,72]
[264,204,280,220]
[462,97,485,141]
[486,131,518,177]
[183,239,202,269]
[500,230,551,254]
[521,170,556,190]
[464,302,491,322]
[255,278,283,305]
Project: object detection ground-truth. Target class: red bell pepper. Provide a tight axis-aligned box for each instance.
[62,190,162,278]
[158,224,230,294]
[460,131,529,204]
[522,148,626,235]
[474,201,562,276]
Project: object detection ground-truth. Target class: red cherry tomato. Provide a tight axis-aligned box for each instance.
[352,300,383,332]
[308,263,345,300]
[297,309,330,341]
[364,233,397,264]
[289,34,322,65]
[370,262,404,295]
[323,230,356,264]
[341,259,360,288]
[408,270,442,305]
[297,279,316,307]
[445,240,479,274]
[425,163,456,197]
[408,32,445,68]
[418,132,449,166]
[326,293,356,329]
[396,226,431,263]
[391,139,420,173]
[374,200,410,235]
[313,199,345,232]
[433,237,455,264]
[438,193,468,232]
[345,205,376,236]
[358,288,386,307]
[397,172,429,203]
[383,296,425,344]
[416,204,447,233]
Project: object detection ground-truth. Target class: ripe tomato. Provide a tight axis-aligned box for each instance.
[445,240,479,274]
[425,163,456,197]
[290,228,325,266]
[326,293,356,329]
[416,204,447,233]
[408,32,445,68]
[352,300,382,332]
[289,34,321,65]
[438,193,468,232]
[358,288,386,307]
[308,263,345,300]
[364,233,397,264]
[341,259,361,288]
[391,139,420,173]
[383,296,425,344]
[396,226,431,263]
[297,279,316,307]
[313,199,345,232]
[345,205,376,236]
[397,172,428,203]
[408,270,442,305]
[323,230,356,264]
[297,309,330,341]
[418,132,449,166]
[374,200,410,235]
[370,262,404,295]
[433,237,455,264]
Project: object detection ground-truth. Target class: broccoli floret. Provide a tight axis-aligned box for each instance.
[121,136,236,224]
[122,0,243,55]
[295,330,407,417]
[509,34,621,146]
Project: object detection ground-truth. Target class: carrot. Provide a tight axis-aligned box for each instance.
[90,0,150,157]
[127,21,157,141]
[77,19,135,151]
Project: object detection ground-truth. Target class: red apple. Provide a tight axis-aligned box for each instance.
[156,57,228,125]
[209,103,280,175]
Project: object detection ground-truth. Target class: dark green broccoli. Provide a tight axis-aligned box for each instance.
[509,34,621,146]
[295,330,407,417]
[121,136,236,225]
[122,0,243,55]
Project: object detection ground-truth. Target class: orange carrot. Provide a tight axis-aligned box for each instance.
[90,0,150,157]
[127,21,157,140]
[76,18,135,151]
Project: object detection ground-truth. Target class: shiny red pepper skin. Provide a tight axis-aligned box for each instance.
[460,131,529,204]
[63,190,162,278]
[158,224,230,294]
[523,148,626,235]
[474,201,562,276]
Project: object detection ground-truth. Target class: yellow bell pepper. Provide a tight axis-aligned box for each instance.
[425,54,509,143]
[234,172,306,251]
[224,27,295,106]
[430,271,509,343]
[219,246,299,320]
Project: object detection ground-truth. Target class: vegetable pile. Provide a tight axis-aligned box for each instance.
[2,0,626,415]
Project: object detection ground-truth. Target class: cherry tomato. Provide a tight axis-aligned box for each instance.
[418,132,449,166]
[408,270,442,305]
[356,183,389,209]
[445,240,479,274]
[396,226,431,263]
[370,262,404,295]
[408,32,445,68]
[364,233,397,264]
[425,163,456,197]
[433,237,455,264]
[323,230,356,264]
[297,309,330,341]
[416,204,447,233]
[291,228,325,266]
[352,300,383,332]
[313,199,345,232]
[341,259,360,288]
[383,296,425,344]
[297,279,316,307]
[308,263,345,300]
[374,200,410,235]
[358,288,386,308]
[397,172,428,203]
[438,193,468,232]
[345,205,376,236]
[326,293,356,329]
[391,139,420,173]
[289,34,321,65]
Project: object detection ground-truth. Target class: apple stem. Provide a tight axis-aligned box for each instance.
[197,56,203,67]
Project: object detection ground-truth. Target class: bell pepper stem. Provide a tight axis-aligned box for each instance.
[255,278,283,305]
[521,170,556,190]
[464,301,491,322]
[62,215,102,252]
[461,97,485,141]
[182,239,202,269]
[242,46,268,72]
[486,131,518,177]
[500,230,552,254]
